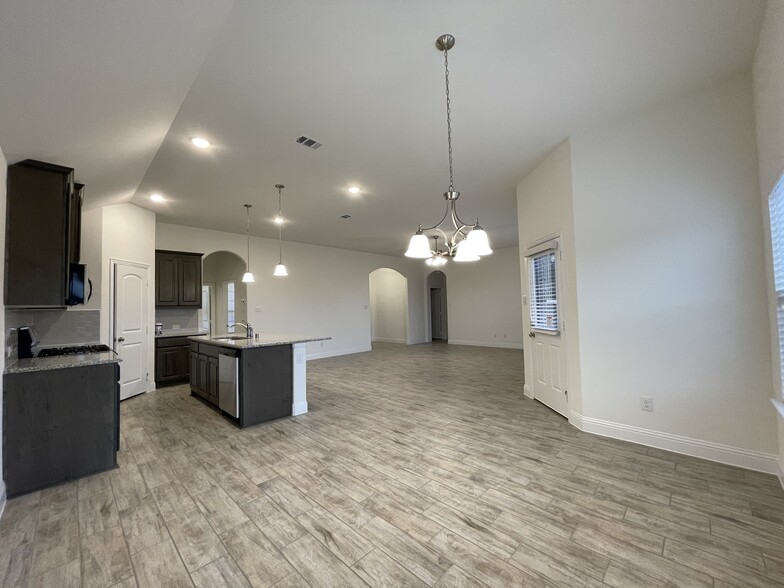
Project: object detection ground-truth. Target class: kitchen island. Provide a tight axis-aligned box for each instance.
[188,333,329,428]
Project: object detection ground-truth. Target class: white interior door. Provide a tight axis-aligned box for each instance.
[114,261,149,401]
[527,243,569,417]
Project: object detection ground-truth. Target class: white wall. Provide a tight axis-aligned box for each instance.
[517,141,583,413]
[753,0,784,481]
[101,203,156,391]
[80,207,103,311]
[156,222,427,358]
[568,73,776,468]
[0,147,6,515]
[204,251,248,331]
[369,268,408,344]
[435,246,524,350]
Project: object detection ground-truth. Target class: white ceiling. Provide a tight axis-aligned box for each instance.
[0,1,765,256]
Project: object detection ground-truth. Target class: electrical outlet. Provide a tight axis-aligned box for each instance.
[640,396,653,412]
[172,324,180,330]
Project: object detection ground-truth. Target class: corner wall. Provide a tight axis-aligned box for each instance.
[753,0,784,483]
[155,222,427,358]
[568,73,776,470]
[369,268,408,344]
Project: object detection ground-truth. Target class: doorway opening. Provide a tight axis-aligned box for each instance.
[426,271,448,342]
[202,251,247,336]
[368,268,409,344]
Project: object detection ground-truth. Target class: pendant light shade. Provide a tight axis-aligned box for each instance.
[453,239,480,262]
[405,229,432,258]
[242,204,255,282]
[273,184,288,277]
[466,224,492,256]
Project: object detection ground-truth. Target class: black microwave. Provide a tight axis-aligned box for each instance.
[66,263,92,305]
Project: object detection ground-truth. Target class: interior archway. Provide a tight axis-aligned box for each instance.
[202,250,248,336]
[368,268,409,344]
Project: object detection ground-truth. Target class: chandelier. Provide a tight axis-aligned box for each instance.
[405,34,492,264]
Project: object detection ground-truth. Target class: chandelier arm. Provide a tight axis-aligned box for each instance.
[420,203,451,232]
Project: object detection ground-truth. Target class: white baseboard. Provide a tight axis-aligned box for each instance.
[292,401,308,416]
[372,337,407,344]
[0,480,6,522]
[307,345,371,361]
[571,411,779,475]
[448,339,524,350]
[523,384,533,399]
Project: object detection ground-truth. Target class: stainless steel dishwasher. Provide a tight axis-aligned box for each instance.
[218,350,240,417]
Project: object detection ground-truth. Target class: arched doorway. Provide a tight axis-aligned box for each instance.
[427,271,448,342]
[202,251,248,336]
[368,268,409,344]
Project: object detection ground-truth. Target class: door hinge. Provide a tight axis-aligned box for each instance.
[145,373,149,381]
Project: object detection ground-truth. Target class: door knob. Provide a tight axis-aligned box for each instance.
[117,337,125,342]
[528,332,535,338]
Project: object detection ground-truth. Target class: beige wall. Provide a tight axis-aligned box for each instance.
[369,268,408,344]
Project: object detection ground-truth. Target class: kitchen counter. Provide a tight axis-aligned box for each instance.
[5,351,121,374]
[156,329,207,338]
[188,333,330,349]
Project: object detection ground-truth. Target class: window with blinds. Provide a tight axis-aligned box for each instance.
[769,177,784,392]
[529,249,559,331]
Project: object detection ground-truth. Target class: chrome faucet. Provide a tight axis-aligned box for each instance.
[228,321,254,339]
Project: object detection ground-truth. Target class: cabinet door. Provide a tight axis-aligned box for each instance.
[183,346,191,378]
[5,162,71,306]
[156,347,182,382]
[198,355,209,398]
[207,357,219,402]
[69,183,84,264]
[156,253,178,306]
[178,255,202,307]
[189,352,200,393]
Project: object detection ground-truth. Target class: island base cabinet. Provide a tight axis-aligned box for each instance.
[3,363,120,497]
[240,344,293,428]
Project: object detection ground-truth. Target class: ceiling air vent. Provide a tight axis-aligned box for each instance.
[295,135,322,150]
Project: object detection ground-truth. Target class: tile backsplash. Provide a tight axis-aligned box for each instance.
[155,308,199,331]
[5,308,101,359]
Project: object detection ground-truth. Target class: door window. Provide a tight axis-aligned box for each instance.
[225,281,235,332]
[529,250,559,332]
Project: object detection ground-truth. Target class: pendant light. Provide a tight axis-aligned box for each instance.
[241,204,255,283]
[273,184,288,277]
[425,236,448,267]
[405,34,492,263]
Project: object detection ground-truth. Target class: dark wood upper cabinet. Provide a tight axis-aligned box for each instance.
[155,250,202,308]
[5,160,82,307]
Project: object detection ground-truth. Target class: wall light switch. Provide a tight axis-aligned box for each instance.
[522,295,528,305]
[255,306,261,313]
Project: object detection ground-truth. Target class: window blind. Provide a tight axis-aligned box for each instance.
[529,250,559,331]
[769,179,784,387]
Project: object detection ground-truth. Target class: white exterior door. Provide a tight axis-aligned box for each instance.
[527,243,569,417]
[114,261,149,401]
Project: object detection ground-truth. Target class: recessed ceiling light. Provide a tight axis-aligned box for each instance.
[190,137,210,148]
[348,186,361,194]
[150,193,165,202]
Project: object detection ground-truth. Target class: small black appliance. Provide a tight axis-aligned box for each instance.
[17,326,39,359]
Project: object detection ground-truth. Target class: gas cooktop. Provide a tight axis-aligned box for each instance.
[36,344,112,358]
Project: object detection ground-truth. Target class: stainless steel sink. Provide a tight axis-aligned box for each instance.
[211,335,251,341]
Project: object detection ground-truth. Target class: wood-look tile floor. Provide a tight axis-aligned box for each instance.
[2,342,784,587]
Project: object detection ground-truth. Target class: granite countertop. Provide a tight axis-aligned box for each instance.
[5,351,121,374]
[156,330,208,338]
[189,333,331,350]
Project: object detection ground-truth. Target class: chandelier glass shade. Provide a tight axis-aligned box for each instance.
[241,204,255,283]
[405,34,492,263]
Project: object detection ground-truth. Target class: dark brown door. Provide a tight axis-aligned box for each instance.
[156,347,182,382]
[178,255,201,306]
[207,356,219,402]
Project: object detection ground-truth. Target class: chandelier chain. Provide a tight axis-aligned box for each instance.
[444,48,453,192]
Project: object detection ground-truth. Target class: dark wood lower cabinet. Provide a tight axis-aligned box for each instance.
[3,362,120,497]
[155,337,191,386]
[189,341,292,428]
